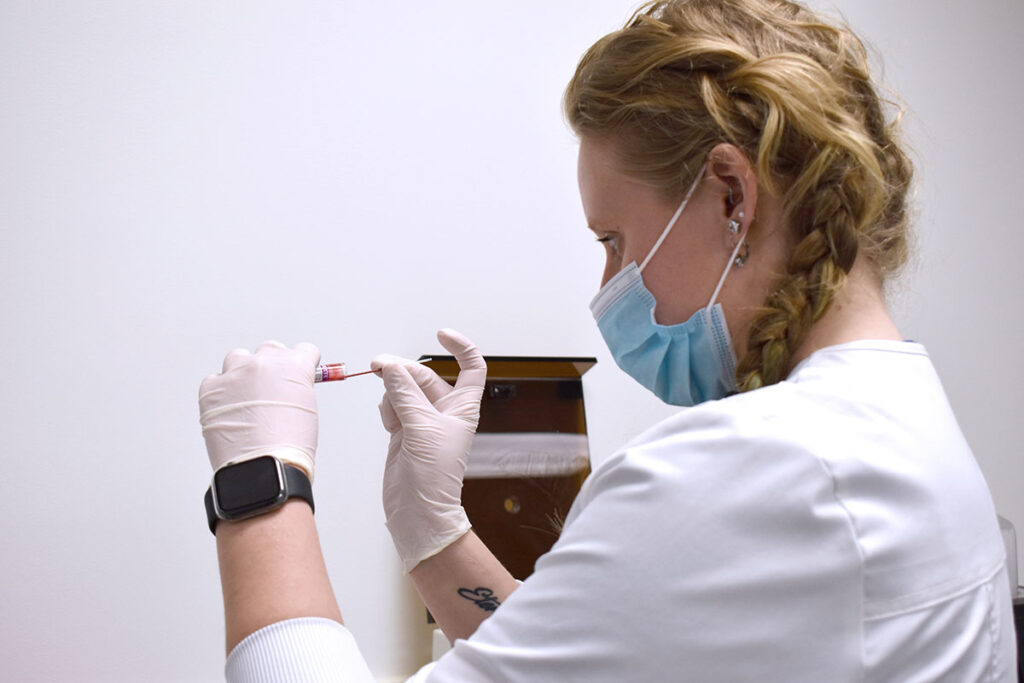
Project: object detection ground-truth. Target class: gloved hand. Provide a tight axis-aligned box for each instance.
[371,329,486,573]
[199,341,321,479]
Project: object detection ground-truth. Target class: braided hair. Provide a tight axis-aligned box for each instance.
[564,0,913,391]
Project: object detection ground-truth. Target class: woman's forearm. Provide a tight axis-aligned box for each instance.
[215,500,342,654]
[409,530,519,643]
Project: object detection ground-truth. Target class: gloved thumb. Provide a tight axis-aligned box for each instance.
[438,328,486,391]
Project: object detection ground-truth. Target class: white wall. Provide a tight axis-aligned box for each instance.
[1,1,1020,680]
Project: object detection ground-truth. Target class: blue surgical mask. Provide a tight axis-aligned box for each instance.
[588,168,746,406]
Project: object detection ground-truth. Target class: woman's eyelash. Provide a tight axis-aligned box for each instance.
[595,235,614,243]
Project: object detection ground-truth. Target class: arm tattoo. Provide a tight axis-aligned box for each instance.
[457,587,501,613]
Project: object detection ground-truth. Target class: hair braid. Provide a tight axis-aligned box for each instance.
[736,178,860,390]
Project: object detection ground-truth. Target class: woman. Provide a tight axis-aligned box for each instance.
[198,1,1016,680]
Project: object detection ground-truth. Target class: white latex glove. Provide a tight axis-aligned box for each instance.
[371,329,487,573]
[199,341,320,479]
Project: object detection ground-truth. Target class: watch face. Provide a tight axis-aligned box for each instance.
[213,456,285,517]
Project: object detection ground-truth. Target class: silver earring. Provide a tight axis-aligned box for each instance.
[734,243,751,268]
[727,219,741,235]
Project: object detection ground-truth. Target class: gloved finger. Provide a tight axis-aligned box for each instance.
[255,340,288,354]
[402,361,453,405]
[371,353,413,373]
[438,328,487,391]
[221,348,253,373]
[378,394,401,433]
[380,363,438,425]
[373,354,450,404]
[197,373,224,415]
[291,342,322,371]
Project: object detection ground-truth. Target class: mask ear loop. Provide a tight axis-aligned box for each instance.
[707,232,748,308]
[638,164,707,274]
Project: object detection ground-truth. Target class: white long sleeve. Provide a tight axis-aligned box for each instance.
[226,618,448,682]
[225,618,377,683]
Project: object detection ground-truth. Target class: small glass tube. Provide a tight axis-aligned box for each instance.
[314,363,347,383]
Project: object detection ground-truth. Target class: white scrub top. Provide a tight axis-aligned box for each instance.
[226,341,1017,682]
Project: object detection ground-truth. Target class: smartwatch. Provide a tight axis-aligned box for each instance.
[204,455,314,534]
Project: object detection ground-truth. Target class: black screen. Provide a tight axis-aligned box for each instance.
[214,457,283,514]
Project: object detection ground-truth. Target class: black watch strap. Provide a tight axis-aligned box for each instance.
[204,461,314,535]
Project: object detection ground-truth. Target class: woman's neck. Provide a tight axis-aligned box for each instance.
[787,258,903,374]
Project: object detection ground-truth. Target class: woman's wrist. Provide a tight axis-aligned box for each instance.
[216,500,342,654]
[409,530,519,643]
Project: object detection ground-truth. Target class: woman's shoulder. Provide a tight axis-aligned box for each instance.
[596,338,949,486]
[631,339,935,443]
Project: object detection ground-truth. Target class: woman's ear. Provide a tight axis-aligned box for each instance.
[707,143,759,235]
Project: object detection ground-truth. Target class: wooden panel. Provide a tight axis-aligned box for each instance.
[461,468,590,579]
[422,356,596,380]
[478,379,587,434]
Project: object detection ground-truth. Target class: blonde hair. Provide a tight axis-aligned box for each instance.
[564,0,913,391]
